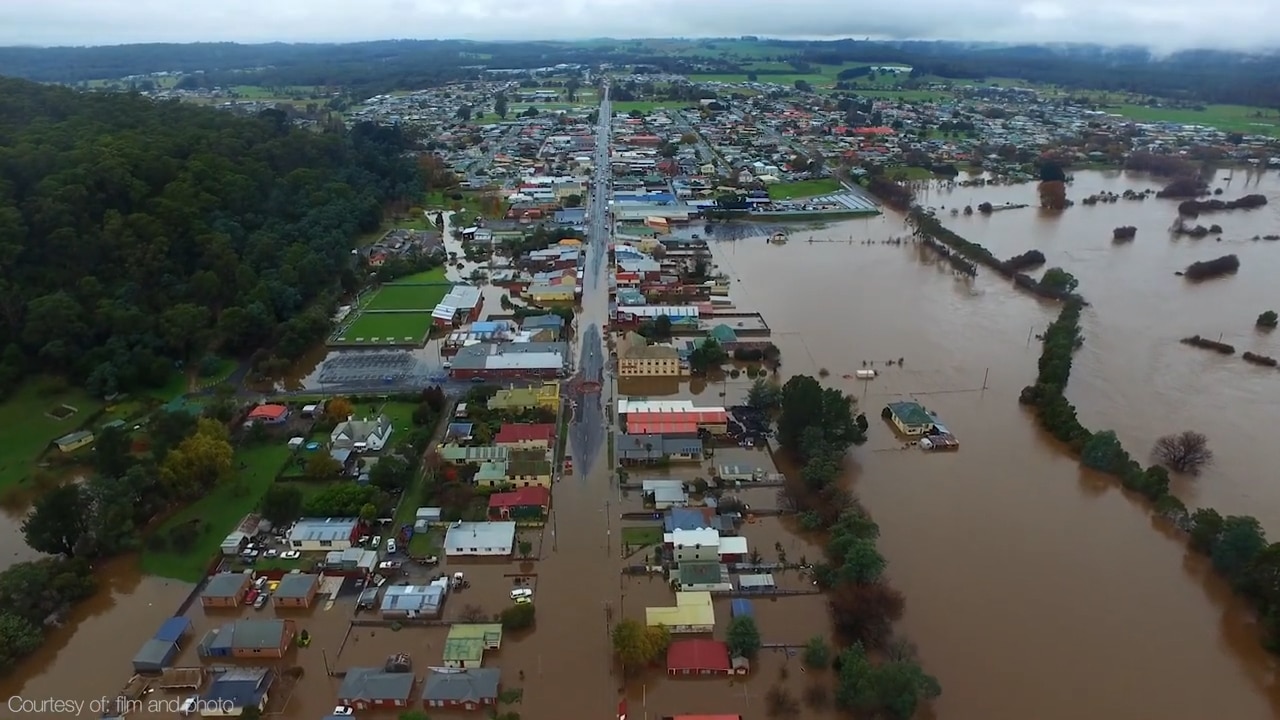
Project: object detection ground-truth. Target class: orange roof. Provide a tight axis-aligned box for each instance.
[247,404,288,420]
[627,420,700,435]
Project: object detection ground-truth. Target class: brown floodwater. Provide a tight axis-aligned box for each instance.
[7,169,1280,720]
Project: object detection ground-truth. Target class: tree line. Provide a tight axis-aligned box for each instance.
[0,78,423,398]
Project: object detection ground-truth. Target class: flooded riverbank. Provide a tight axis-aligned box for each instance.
[709,167,1280,718]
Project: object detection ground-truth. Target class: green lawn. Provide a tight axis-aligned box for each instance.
[393,267,448,284]
[767,178,842,200]
[612,101,689,114]
[408,528,443,557]
[140,440,296,581]
[364,283,451,311]
[620,525,664,549]
[1106,103,1280,137]
[0,382,104,492]
[884,166,940,181]
[335,311,436,345]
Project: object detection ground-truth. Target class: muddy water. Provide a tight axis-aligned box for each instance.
[709,169,1280,719]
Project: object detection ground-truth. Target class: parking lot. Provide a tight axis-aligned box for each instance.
[316,350,420,383]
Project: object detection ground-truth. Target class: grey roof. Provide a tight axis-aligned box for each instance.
[615,433,703,460]
[422,668,501,703]
[520,314,565,330]
[338,668,416,701]
[380,584,446,615]
[202,572,249,599]
[332,415,392,445]
[202,668,272,709]
[450,341,568,371]
[217,619,288,650]
[443,522,517,554]
[274,573,319,599]
[133,638,178,670]
[289,517,359,544]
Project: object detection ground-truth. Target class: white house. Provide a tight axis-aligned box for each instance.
[443,522,517,557]
[331,415,394,452]
[670,528,720,563]
[288,517,360,551]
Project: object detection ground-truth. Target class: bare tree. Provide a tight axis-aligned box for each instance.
[460,604,488,622]
[1153,431,1214,474]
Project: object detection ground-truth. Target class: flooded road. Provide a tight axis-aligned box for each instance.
[7,163,1280,720]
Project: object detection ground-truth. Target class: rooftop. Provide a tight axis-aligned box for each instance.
[338,668,416,701]
[288,517,359,543]
[202,572,249,599]
[273,573,319,599]
[886,401,934,427]
[422,668,501,703]
[444,521,517,553]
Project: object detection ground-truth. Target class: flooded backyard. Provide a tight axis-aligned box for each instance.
[5,168,1280,719]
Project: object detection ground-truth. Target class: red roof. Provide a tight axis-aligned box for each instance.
[494,423,556,444]
[667,640,731,672]
[247,404,289,420]
[628,420,700,435]
[855,126,895,135]
[488,486,551,509]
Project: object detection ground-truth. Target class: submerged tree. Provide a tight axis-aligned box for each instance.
[1153,431,1214,474]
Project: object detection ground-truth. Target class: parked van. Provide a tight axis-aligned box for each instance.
[510,588,533,600]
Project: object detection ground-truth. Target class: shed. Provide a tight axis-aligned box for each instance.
[737,574,776,591]
[730,599,754,618]
[132,639,180,673]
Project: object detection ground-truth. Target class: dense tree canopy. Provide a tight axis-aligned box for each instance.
[0,78,421,396]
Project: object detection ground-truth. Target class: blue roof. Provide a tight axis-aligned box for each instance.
[664,507,710,532]
[153,616,192,643]
[203,668,272,710]
[731,599,754,617]
[471,321,503,333]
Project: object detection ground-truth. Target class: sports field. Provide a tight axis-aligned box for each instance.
[335,311,435,344]
[364,283,450,311]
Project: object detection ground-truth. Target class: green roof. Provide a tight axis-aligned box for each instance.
[709,324,738,343]
[678,561,724,585]
[886,401,933,427]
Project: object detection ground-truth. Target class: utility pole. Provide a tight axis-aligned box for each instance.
[982,367,989,391]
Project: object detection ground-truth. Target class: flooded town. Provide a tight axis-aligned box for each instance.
[5,36,1280,720]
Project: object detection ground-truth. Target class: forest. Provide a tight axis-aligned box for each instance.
[0,78,422,398]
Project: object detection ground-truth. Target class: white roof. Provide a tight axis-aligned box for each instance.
[738,573,776,588]
[671,528,719,548]
[444,521,517,552]
[618,305,699,319]
[618,399,726,415]
[718,536,749,555]
[485,352,563,370]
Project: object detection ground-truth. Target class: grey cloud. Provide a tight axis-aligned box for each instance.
[0,0,1275,51]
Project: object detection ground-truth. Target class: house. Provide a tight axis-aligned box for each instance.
[486,381,561,410]
[617,333,683,377]
[200,668,274,717]
[201,572,252,608]
[645,592,716,634]
[422,668,501,711]
[488,485,551,520]
[527,282,577,302]
[337,668,417,710]
[444,522,517,557]
[504,449,553,487]
[615,433,703,464]
[884,401,935,436]
[642,478,688,510]
[520,314,565,340]
[323,547,378,573]
[432,285,485,327]
[664,507,729,534]
[718,535,749,563]
[272,573,320,608]
[474,460,509,487]
[246,404,290,425]
[198,619,297,659]
[288,517,360,551]
[669,528,720,563]
[331,415,394,452]
[380,582,448,618]
[54,430,94,453]
[676,560,732,592]
[132,616,192,673]
[443,624,504,668]
[666,639,743,676]
[494,423,556,449]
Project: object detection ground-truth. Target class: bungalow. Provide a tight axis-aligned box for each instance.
[645,592,716,634]
[444,521,517,557]
[488,485,551,520]
[198,619,297,659]
[642,478,689,510]
[288,517,360,551]
[474,460,509,487]
[422,668,501,711]
[884,401,935,436]
[54,430,94,453]
[246,404,290,425]
[331,415,394,452]
[486,381,561,411]
[337,668,417,710]
[494,423,556,449]
[272,573,321,608]
[443,623,504,668]
[676,560,732,592]
[200,668,274,717]
[615,433,703,464]
[380,582,448,619]
[201,572,252,608]
[667,639,744,677]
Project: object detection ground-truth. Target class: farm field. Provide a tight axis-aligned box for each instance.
[1106,103,1280,136]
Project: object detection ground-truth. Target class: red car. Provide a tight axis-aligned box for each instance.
[244,588,259,605]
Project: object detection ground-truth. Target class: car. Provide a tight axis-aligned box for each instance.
[442,361,452,369]
[264,548,279,558]
[470,377,485,383]
[254,593,269,610]
[510,588,533,599]
[371,535,382,548]
[332,706,354,716]
[280,550,300,559]
[244,588,259,605]
[386,539,398,554]
[514,596,532,605]
[179,697,198,716]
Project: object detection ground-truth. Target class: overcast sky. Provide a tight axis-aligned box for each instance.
[0,0,1275,51]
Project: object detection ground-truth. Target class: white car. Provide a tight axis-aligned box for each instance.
[371,535,382,548]
[179,697,198,716]
[386,539,397,554]
[332,706,354,716]
[280,550,301,559]
[510,588,533,600]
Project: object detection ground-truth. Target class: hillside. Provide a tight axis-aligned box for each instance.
[0,78,421,396]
